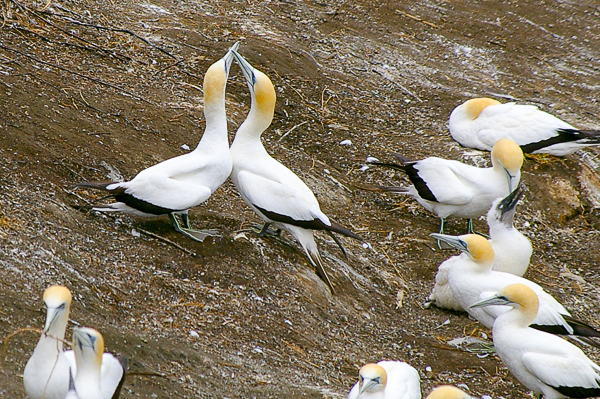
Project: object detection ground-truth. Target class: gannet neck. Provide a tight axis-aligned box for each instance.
[426,385,472,399]
[461,98,501,121]
[73,327,104,387]
[358,363,387,395]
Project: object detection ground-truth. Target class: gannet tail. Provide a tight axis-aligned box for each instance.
[76,181,116,191]
[521,128,600,153]
[376,185,411,194]
[305,246,335,294]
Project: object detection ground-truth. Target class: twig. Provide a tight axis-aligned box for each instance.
[278,120,308,142]
[134,226,197,257]
[0,327,72,371]
[152,58,185,76]
[373,68,423,102]
[394,10,439,28]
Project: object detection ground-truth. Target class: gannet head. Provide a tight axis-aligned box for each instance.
[42,285,72,333]
[487,185,524,228]
[357,363,387,395]
[203,41,240,106]
[490,138,523,191]
[233,50,276,126]
[426,385,473,399]
[459,98,501,121]
[73,327,105,369]
[430,233,494,267]
[469,283,539,324]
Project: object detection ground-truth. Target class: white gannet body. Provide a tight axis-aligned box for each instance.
[348,361,421,399]
[67,327,126,399]
[24,286,73,399]
[425,386,474,399]
[77,42,240,242]
[471,284,600,398]
[370,138,523,234]
[229,50,362,293]
[449,97,600,156]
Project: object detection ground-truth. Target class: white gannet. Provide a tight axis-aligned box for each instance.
[487,185,531,276]
[471,284,600,399]
[228,50,363,293]
[448,97,600,156]
[425,386,473,399]
[348,361,421,399]
[369,138,523,235]
[67,327,127,399]
[77,42,240,242]
[432,233,600,343]
[23,285,73,399]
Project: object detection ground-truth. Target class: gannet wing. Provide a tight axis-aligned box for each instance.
[100,353,126,399]
[412,159,473,205]
[522,352,600,392]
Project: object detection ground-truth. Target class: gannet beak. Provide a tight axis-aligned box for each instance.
[223,41,241,77]
[359,377,380,395]
[232,50,256,91]
[43,304,65,333]
[504,168,519,191]
[430,233,469,253]
[498,185,523,224]
[470,294,511,309]
[73,327,96,349]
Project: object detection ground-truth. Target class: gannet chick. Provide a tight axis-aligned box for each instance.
[229,50,363,293]
[369,138,523,235]
[487,185,532,276]
[425,386,473,399]
[70,327,126,399]
[348,361,421,399]
[449,97,600,156]
[471,284,600,398]
[23,285,73,399]
[77,42,240,242]
[432,233,600,343]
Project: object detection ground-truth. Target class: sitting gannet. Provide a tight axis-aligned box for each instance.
[348,361,421,399]
[369,138,523,235]
[432,233,600,344]
[24,286,73,399]
[449,97,600,156]
[77,42,239,242]
[68,327,126,399]
[425,386,473,399]
[471,284,600,398]
[229,50,363,293]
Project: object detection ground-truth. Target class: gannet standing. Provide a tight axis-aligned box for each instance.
[432,233,600,342]
[229,50,363,293]
[369,138,523,234]
[449,97,600,156]
[348,361,421,399]
[425,386,473,399]
[68,327,126,399]
[471,284,600,398]
[77,42,240,242]
[23,285,73,399]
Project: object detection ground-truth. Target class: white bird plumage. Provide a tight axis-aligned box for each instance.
[471,284,600,399]
[229,50,362,293]
[77,42,240,242]
[348,361,421,399]
[449,97,600,156]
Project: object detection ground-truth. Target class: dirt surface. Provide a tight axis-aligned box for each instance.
[1,0,600,398]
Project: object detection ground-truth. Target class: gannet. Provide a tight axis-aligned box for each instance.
[369,138,523,235]
[23,285,73,399]
[77,42,240,242]
[471,284,600,398]
[425,386,473,399]
[68,327,127,399]
[449,97,600,156]
[348,361,421,399]
[432,233,600,343]
[229,50,363,293]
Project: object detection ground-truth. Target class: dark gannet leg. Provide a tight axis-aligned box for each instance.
[468,219,490,238]
[169,213,221,242]
[436,218,446,249]
[252,222,282,237]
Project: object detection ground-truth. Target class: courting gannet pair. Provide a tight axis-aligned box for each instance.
[229,50,363,293]
[78,42,241,242]
[449,98,600,156]
[348,361,421,399]
[369,138,523,235]
[472,284,600,398]
[24,286,126,399]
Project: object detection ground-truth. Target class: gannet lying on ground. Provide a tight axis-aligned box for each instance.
[449,97,600,156]
[228,50,363,293]
[77,42,239,242]
[425,386,474,399]
[471,284,600,398]
[348,361,421,399]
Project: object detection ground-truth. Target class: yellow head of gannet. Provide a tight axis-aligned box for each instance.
[425,385,473,399]
[357,363,387,395]
[232,50,277,134]
[430,233,495,267]
[203,41,239,117]
[470,283,539,326]
[42,285,72,333]
[73,327,105,370]
[461,97,501,121]
[490,138,523,191]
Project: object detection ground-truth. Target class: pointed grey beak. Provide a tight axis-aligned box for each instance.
[469,294,510,309]
[73,327,96,349]
[359,377,380,395]
[232,50,256,90]
[43,304,65,332]
[430,233,469,253]
[497,185,523,224]
[222,41,241,77]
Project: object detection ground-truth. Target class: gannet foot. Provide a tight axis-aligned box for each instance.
[252,222,282,237]
[169,214,221,242]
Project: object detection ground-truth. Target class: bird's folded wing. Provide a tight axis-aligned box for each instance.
[100,353,125,399]
[237,170,328,224]
[522,352,600,390]
[414,160,473,205]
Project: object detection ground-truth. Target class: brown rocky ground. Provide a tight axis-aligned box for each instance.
[1,0,600,397]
